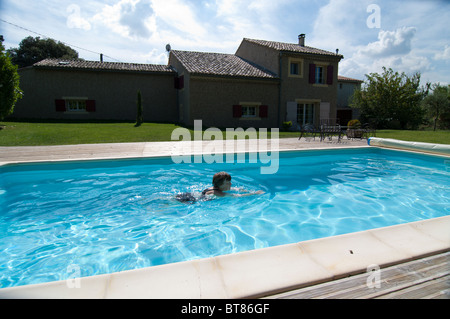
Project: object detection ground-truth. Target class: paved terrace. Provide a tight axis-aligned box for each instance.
[0,137,368,164]
[0,137,448,299]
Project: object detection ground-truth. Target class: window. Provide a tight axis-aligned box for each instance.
[55,98,95,112]
[289,58,303,78]
[242,105,257,118]
[232,104,268,118]
[309,64,334,85]
[290,63,299,75]
[315,66,324,84]
[67,100,87,112]
[297,103,315,125]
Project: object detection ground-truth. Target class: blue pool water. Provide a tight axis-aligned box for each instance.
[0,148,449,288]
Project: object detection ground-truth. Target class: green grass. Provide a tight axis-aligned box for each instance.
[375,130,450,144]
[0,121,449,146]
[0,121,190,146]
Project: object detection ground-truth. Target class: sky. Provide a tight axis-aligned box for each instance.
[1,0,449,85]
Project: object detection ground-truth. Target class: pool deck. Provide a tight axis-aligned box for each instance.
[0,137,369,164]
[0,138,449,299]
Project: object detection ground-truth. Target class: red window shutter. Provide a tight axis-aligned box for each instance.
[309,64,316,84]
[259,105,268,118]
[327,65,334,85]
[174,76,185,90]
[55,99,66,112]
[86,100,96,112]
[179,75,184,89]
[233,105,242,118]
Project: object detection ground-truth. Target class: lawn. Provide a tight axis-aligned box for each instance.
[0,121,188,146]
[374,130,450,144]
[0,121,449,146]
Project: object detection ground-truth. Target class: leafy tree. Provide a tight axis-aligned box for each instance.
[0,37,23,120]
[422,84,450,130]
[351,67,426,129]
[7,36,79,68]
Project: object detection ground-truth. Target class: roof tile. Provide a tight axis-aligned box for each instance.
[338,75,363,82]
[171,50,277,79]
[34,58,173,73]
[243,38,343,58]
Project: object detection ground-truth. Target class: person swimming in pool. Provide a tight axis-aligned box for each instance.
[175,171,264,203]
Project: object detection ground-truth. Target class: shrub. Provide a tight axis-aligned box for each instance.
[282,121,292,131]
[347,119,361,128]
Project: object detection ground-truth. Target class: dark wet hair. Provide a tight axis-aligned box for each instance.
[212,172,231,187]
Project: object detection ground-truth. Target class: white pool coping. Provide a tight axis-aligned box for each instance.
[0,138,449,298]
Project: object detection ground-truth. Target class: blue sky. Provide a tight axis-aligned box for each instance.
[1,0,449,84]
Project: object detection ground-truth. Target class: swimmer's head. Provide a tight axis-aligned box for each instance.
[212,172,231,190]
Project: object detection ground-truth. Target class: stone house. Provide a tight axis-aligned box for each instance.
[12,34,344,128]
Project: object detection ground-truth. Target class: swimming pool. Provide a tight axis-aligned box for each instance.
[0,148,449,288]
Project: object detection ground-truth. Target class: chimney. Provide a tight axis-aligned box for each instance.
[100,53,103,62]
[298,34,305,47]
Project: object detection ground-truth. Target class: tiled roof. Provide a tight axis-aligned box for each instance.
[170,50,277,79]
[243,38,343,58]
[33,58,174,73]
[338,75,363,82]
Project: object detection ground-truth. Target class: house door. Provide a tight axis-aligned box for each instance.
[297,103,315,125]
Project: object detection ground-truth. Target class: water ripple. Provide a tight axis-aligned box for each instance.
[1,149,449,288]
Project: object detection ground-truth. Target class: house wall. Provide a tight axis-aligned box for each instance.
[337,81,361,108]
[280,53,340,126]
[189,76,279,128]
[13,67,177,122]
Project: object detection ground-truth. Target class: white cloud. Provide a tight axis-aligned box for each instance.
[150,0,207,41]
[309,0,439,83]
[92,0,156,40]
[339,27,430,80]
[214,0,290,42]
[434,45,450,61]
[310,0,371,52]
[360,26,416,57]
[66,4,91,31]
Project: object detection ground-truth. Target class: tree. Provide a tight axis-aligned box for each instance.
[7,36,79,68]
[135,90,144,127]
[351,67,426,129]
[422,84,450,130]
[0,37,23,120]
